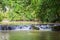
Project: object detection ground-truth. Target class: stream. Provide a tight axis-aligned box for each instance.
[0,24,60,40]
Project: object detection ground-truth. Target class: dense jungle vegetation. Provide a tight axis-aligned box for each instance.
[0,0,60,23]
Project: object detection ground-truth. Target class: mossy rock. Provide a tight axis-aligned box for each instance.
[32,25,39,30]
[52,26,60,31]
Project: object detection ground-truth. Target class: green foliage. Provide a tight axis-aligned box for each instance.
[0,0,38,21]
[0,13,4,21]
[37,0,60,23]
[0,0,60,23]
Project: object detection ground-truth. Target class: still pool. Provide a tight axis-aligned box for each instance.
[9,31,60,40]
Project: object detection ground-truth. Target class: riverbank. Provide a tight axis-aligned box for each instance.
[0,21,60,25]
[0,21,40,25]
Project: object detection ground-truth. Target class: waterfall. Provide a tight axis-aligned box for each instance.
[0,24,60,31]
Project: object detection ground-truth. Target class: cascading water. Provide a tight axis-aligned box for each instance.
[0,24,60,31]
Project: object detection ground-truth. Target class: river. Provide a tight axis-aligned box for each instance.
[9,31,60,40]
[0,24,60,40]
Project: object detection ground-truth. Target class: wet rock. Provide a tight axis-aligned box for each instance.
[52,26,60,31]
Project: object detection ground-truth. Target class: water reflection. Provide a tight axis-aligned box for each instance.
[40,31,60,40]
[10,31,60,40]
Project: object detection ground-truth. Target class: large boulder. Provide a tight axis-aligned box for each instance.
[52,26,60,31]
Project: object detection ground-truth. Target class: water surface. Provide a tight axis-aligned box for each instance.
[9,31,60,40]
